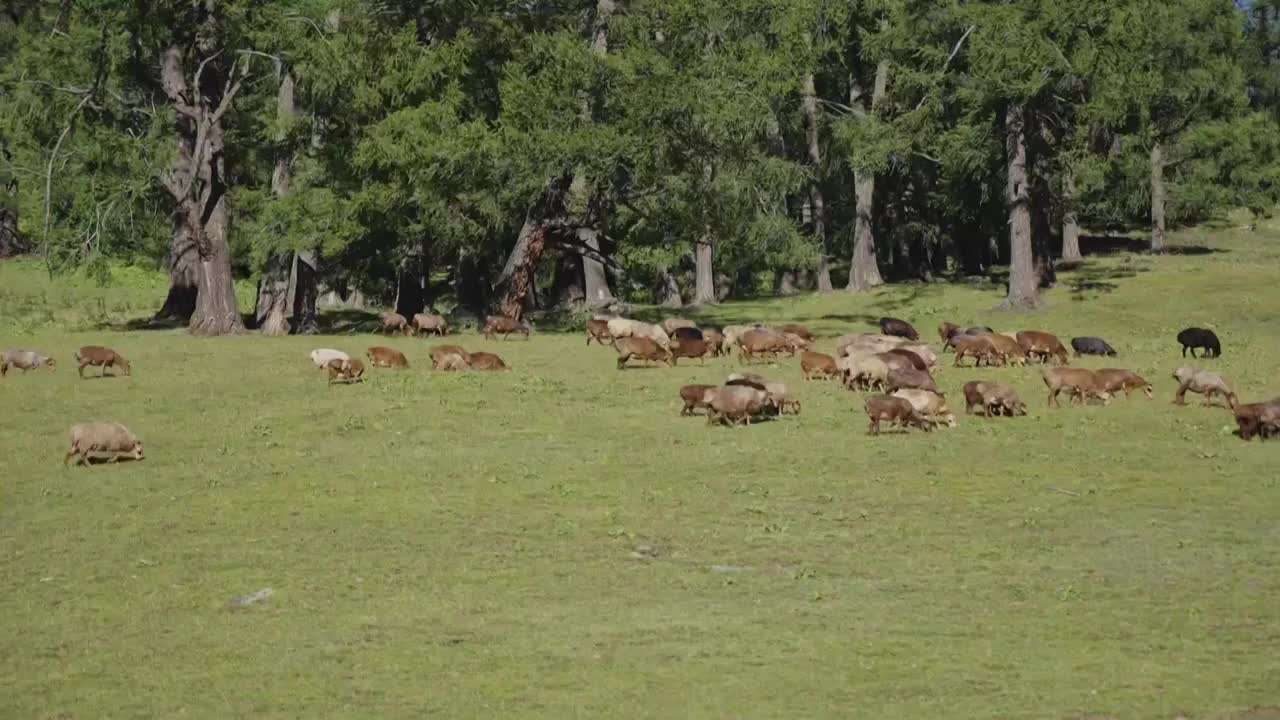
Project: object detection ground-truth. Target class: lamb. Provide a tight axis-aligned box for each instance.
[661,317,698,335]
[800,350,840,380]
[429,345,469,369]
[76,346,131,378]
[702,328,726,357]
[0,350,55,376]
[779,323,816,341]
[679,384,718,416]
[309,348,350,369]
[864,395,934,435]
[892,389,957,427]
[1041,367,1111,408]
[878,317,919,340]
[962,381,992,416]
[484,315,532,340]
[886,366,938,394]
[1094,368,1153,398]
[468,352,509,371]
[670,338,711,365]
[1177,327,1221,358]
[1017,331,1070,365]
[951,334,998,367]
[366,346,409,369]
[1172,367,1236,408]
[615,337,672,370]
[380,311,411,336]
[436,354,471,371]
[65,422,144,466]
[607,317,670,349]
[586,318,613,346]
[411,313,450,336]
[327,357,365,384]
[1071,336,1117,357]
[706,384,771,427]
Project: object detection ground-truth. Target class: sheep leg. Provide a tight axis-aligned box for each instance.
[1174,381,1191,405]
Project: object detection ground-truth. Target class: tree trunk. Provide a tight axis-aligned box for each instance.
[288,250,319,334]
[1001,103,1039,310]
[693,234,716,305]
[551,253,585,308]
[774,270,800,295]
[847,61,888,291]
[155,220,199,321]
[255,66,296,335]
[394,262,427,318]
[801,71,832,292]
[1031,167,1056,288]
[579,229,613,306]
[500,223,548,320]
[1061,170,1082,263]
[1150,141,1167,253]
[657,266,682,307]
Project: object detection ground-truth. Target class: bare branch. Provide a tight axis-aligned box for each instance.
[192,50,224,109]
[210,55,247,125]
[44,93,94,261]
[914,25,975,112]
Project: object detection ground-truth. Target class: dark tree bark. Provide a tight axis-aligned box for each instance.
[500,224,548,320]
[774,270,800,295]
[1002,103,1040,310]
[847,61,888,291]
[255,66,295,335]
[551,253,585,308]
[1061,169,1082,263]
[693,234,716,305]
[657,265,682,307]
[454,250,489,316]
[0,207,21,258]
[156,45,247,334]
[288,250,319,334]
[1031,167,1056,288]
[801,71,832,292]
[1150,142,1167,253]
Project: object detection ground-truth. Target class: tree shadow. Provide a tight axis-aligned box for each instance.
[1079,234,1225,257]
[318,308,381,334]
[1062,260,1149,301]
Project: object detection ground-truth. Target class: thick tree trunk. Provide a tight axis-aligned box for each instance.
[847,61,888,291]
[394,263,427,318]
[155,223,199,321]
[189,185,243,335]
[500,223,548,320]
[1031,168,1056,288]
[693,234,716,305]
[774,270,800,295]
[256,67,296,335]
[1061,170,1082,263]
[1150,142,1167,253]
[1002,104,1039,310]
[657,266,682,307]
[801,71,832,292]
[579,229,613,306]
[288,250,319,334]
[551,253,585,308]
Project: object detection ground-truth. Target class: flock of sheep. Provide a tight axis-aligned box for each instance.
[3,309,1273,467]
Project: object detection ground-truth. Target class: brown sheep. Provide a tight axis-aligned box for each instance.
[615,337,672,370]
[1016,330,1069,365]
[986,334,1028,366]
[800,350,839,380]
[671,338,711,365]
[586,318,613,346]
[892,389,957,427]
[864,395,934,435]
[1095,368,1153,399]
[469,351,509,371]
[380,311,411,336]
[430,345,469,369]
[679,384,718,416]
[885,347,928,371]
[76,346,130,378]
[1232,400,1280,441]
[984,382,1028,416]
[411,313,450,336]
[366,346,409,369]
[483,315,531,340]
[1042,367,1111,408]
[436,354,470,371]
[65,421,144,466]
[737,329,787,364]
[876,352,919,375]
[886,367,938,393]
[763,381,801,415]
[951,334,998,368]
[702,328,726,357]
[938,321,960,346]
[706,385,771,427]
[780,332,812,355]
[327,357,366,385]
[1172,367,1237,408]
[962,381,992,416]
[779,323,815,341]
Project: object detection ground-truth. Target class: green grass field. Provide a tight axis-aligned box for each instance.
[3,225,1280,719]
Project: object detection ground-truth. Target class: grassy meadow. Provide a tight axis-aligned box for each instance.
[3,225,1280,719]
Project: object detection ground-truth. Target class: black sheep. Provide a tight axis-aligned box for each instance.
[878,316,919,340]
[1177,327,1221,358]
[1071,336,1117,357]
[671,326,704,342]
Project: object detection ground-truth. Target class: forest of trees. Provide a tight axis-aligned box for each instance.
[3,0,1280,334]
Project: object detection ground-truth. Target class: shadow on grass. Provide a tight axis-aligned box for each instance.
[1062,260,1151,301]
[1079,234,1226,257]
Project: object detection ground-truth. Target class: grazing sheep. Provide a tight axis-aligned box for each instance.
[1041,367,1111,407]
[706,384,771,427]
[938,321,960,346]
[65,422,144,466]
[780,332,812,355]
[879,317,919,340]
[380,311,411,336]
[835,333,905,357]
[1172,367,1236,408]
[884,347,928,371]
[892,388,957,427]
[864,395,934,435]
[1071,336,1117,357]
[1095,368,1153,398]
[679,384,718,416]
[951,334,999,367]
[429,345,469,369]
[800,350,840,380]
[309,348,350,369]
[1,350,56,376]
[725,372,768,390]
[1177,327,1221,358]
[721,324,766,352]
[1232,400,1280,441]
[763,381,800,415]
[607,317,671,349]
[962,381,992,416]
[737,329,787,364]
[75,346,131,378]
[986,334,1028,366]
[670,338,711,365]
[661,318,698,335]
[876,352,918,375]
[886,367,938,394]
[671,326,704,343]
[982,382,1028,417]
[436,354,470,371]
[484,315,532,340]
[615,337,672,370]
[411,313,449,336]
[779,323,816,341]
[702,328,726,357]
[586,317,613,346]
[840,353,890,391]
[1017,331,1070,365]
[327,357,366,384]
[366,346,409,369]
[469,351,509,371]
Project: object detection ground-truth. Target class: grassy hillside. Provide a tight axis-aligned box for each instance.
[2,224,1279,719]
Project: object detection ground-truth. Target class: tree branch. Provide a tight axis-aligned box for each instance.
[192,50,224,109]
[914,24,975,112]
[44,92,94,271]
